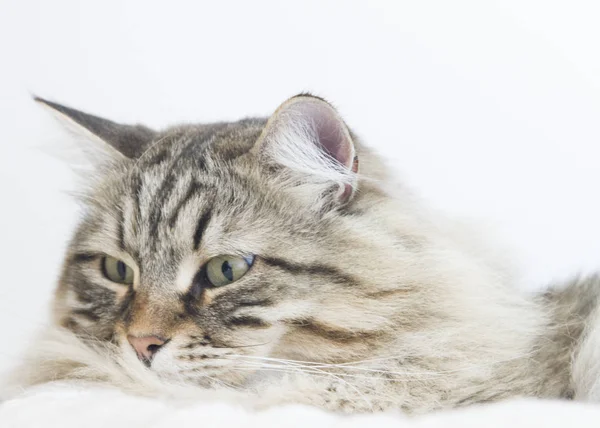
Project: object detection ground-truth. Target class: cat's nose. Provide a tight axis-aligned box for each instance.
[127,335,168,363]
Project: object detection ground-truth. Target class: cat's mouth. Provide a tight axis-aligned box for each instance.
[120,333,265,387]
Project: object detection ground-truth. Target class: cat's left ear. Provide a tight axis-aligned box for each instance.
[253,95,359,205]
[34,96,156,160]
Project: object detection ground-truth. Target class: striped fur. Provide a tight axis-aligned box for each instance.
[6,95,600,414]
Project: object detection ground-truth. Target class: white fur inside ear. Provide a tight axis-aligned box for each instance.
[258,98,358,204]
[268,111,355,185]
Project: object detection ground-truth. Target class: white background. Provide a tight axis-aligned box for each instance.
[0,0,599,376]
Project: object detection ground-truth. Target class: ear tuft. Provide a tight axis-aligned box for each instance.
[254,95,359,205]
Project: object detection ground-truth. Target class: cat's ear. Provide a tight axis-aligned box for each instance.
[34,96,155,160]
[253,94,359,205]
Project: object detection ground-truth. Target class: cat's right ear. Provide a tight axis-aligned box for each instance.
[34,96,156,161]
[252,95,359,208]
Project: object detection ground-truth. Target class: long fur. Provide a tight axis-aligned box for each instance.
[4,95,600,414]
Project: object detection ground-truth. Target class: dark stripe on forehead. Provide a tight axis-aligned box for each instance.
[144,138,192,239]
[193,209,212,250]
[130,171,143,220]
[168,180,203,228]
[117,205,125,251]
[147,173,178,241]
[261,257,358,286]
[145,138,206,245]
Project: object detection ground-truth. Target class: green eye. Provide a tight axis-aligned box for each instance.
[205,255,254,287]
[102,256,134,284]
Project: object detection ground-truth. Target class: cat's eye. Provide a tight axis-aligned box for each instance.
[205,255,255,287]
[102,256,134,284]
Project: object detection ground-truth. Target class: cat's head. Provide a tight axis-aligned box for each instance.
[42,94,420,386]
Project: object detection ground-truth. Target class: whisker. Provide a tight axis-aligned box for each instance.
[225,351,537,378]
[228,362,437,382]
[225,359,373,409]
[227,366,380,408]
[211,341,271,349]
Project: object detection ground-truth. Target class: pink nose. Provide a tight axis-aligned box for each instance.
[127,335,167,363]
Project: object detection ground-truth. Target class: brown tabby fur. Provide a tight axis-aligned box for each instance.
[4,95,600,413]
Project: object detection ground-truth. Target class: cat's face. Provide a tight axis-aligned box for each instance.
[49,96,398,386]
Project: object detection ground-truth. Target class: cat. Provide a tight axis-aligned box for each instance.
[4,94,600,413]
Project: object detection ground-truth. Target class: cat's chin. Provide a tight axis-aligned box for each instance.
[154,368,253,390]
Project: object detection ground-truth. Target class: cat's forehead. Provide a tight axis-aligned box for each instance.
[127,121,270,219]
[134,118,267,171]
[100,118,301,270]
[79,115,330,282]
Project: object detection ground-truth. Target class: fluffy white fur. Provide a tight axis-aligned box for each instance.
[3,384,600,428]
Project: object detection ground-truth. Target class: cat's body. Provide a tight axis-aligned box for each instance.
[5,95,600,413]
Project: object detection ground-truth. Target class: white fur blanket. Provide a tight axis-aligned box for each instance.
[1,383,600,428]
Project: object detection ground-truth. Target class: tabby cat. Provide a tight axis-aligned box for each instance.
[6,94,600,413]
